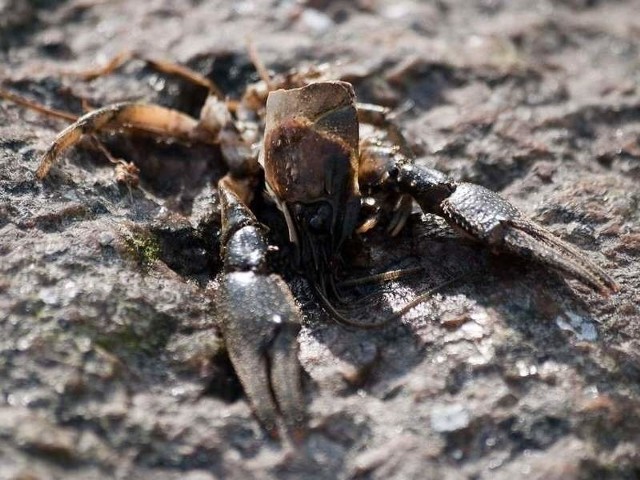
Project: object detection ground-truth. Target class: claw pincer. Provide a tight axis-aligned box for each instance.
[216,181,306,437]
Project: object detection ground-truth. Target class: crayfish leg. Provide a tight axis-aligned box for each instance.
[36,103,201,179]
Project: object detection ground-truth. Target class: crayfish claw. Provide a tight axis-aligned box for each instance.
[440,183,618,294]
[217,272,306,438]
[216,180,306,438]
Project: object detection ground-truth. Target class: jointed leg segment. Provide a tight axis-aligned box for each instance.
[36,103,203,179]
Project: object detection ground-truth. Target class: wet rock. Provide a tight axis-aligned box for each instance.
[1,0,639,478]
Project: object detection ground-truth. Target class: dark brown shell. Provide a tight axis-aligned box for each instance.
[262,81,360,204]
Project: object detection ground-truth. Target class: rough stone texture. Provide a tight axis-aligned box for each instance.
[1,0,639,479]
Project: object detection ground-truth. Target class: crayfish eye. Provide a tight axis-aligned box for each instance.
[309,204,332,232]
[291,202,333,234]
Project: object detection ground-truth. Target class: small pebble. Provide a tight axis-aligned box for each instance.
[300,8,334,34]
[430,404,471,433]
[555,312,598,342]
[99,231,115,246]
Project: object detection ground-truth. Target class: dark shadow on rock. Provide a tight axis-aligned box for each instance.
[105,138,224,212]
[202,349,244,404]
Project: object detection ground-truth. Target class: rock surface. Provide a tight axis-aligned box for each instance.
[1,0,639,479]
